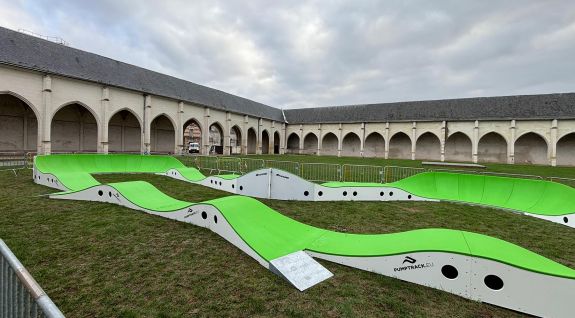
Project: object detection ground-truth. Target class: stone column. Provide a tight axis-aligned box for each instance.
[280,122,286,154]
[298,124,304,154]
[384,122,390,159]
[317,124,322,156]
[224,112,231,155]
[203,107,211,155]
[440,121,446,162]
[143,95,152,154]
[472,120,479,163]
[360,122,365,157]
[100,87,110,154]
[41,75,52,154]
[508,120,516,164]
[257,118,263,155]
[550,119,558,166]
[269,121,275,155]
[411,121,417,160]
[337,123,343,157]
[176,101,184,155]
[242,115,248,155]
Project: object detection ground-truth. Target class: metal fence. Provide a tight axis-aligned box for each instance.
[342,164,384,183]
[0,239,64,318]
[217,157,242,174]
[265,160,300,175]
[241,158,265,173]
[0,152,29,175]
[300,163,341,182]
[383,166,426,183]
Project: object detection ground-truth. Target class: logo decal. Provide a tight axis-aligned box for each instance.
[393,255,434,272]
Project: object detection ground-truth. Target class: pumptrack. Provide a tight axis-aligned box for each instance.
[33,154,575,317]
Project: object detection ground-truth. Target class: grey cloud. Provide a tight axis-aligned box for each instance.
[2,0,575,108]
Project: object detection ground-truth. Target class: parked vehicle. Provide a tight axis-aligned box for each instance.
[188,142,200,154]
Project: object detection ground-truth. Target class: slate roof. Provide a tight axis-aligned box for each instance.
[2,27,574,125]
[283,93,575,124]
[0,27,284,121]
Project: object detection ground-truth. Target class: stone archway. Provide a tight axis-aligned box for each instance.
[514,133,548,165]
[445,132,472,162]
[150,114,175,154]
[388,132,412,159]
[364,132,385,157]
[108,109,142,153]
[415,132,441,160]
[0,93,38,152]
[51,103,98,152]
[478,132,507,163]
[303,133,318,155]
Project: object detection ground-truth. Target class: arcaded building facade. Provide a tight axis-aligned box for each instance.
[1,27,575,166]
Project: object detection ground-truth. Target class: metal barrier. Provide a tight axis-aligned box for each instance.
[548,176,575,188]
[383,166,426,183]
[300,163,341,182]
[343,164,385,183]
[194,156,219,174]
[265,160,300,176]
[217,157,241,174]
[0,152,29,175]
[240,158,265,174]
[0,240,65,318]
[480,171,543,180]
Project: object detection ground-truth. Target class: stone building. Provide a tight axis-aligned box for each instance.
[1,27,574,166]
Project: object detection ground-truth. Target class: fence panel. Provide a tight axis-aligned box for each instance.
[480,172,543,180]
[300,163,341,182]
[0,240,65,318]
[193,155,219,174]
[0,152,28,174]
[265,160,300,175]
[383,166,426,183]
[217,157,241,174]
[342,164,384,183]
[241,158,265,174]
[548,177,575,188]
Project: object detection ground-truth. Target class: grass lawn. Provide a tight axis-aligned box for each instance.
[1,155,575,317]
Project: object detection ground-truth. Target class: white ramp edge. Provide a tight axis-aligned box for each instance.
[269,251,333,291]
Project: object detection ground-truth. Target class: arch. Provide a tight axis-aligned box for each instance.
[478,132,507,163]
[514,132,548,165]
[321,132,339,156]
[445,132,472,162]
[557,133,575,166]
[0,93,39,152]
[273,131,280,154]
[52,101,101,129]
[341,132,361,157]
[230,125,242,155]
[388,132,412,159]
[364,132,385,157]
[415,132,441,160]
[183,118,202,153]
[286,133,300,154]
[51,102,98,152]
[150,114,175,154]
[247,127,257,154]
[303,133,318,155]
[108,109,142,153]
[261,130,270,154]
[0,90,41,120]
[209,122,224,154]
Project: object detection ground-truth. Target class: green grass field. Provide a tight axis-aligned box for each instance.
[1,155,575,317]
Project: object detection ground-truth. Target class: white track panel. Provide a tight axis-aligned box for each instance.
[308,251,575,318]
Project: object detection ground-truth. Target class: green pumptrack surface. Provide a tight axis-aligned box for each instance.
[35,154,575,279]
[323,172,575,216]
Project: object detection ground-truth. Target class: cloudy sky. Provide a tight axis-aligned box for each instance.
[1,0,574,108]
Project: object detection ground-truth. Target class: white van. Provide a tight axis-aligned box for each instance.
[188,142,200,154]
